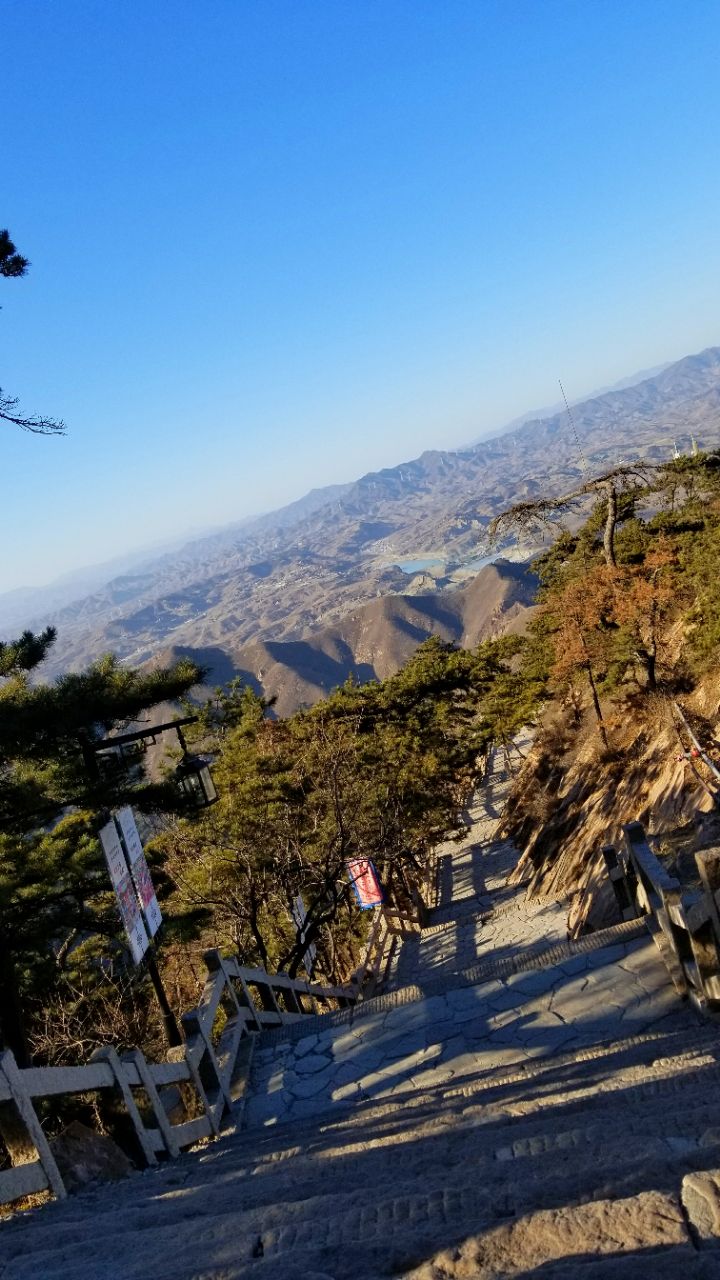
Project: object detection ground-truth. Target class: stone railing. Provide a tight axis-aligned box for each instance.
[603,821,720,1006]
[0,952,355,1212]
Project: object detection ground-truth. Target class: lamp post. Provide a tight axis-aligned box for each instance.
[81,716,217,1050]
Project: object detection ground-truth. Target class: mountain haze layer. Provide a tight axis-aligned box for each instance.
[12,346,720,705]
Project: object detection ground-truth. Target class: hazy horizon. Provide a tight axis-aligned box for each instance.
[4,2,720,592]
[0,344,690,599]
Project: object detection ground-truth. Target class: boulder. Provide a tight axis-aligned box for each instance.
[50,1120,133,1193]
[682,1170,720,1249]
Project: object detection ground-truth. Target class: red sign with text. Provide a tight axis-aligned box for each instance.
[347,858,384,910]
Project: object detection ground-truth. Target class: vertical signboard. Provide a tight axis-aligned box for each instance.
[347,858,384,910]
[99,819,149,964]
[115,806,163,937]
[99,818,127,890]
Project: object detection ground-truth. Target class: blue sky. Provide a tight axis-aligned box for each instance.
[2,1,719,591]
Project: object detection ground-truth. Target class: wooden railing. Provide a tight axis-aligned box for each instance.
[603,821,720,1006]
[349,851,441,995]
[0,951,355,1212]
[350,908,400,994]
[0,838,446,1213]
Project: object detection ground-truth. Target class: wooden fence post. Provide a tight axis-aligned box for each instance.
[181,1011,233,1114]
[601,844,638,920]
[90,1046,158,1167]
[121,1049,180,1158]
[0,1051,66,1199]
[178,1036,222,1137]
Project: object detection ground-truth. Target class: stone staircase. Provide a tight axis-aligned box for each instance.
[3,756,720,1278]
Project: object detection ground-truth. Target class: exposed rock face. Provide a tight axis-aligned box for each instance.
[407,1191,692,1278]
[50,1121,133,1193]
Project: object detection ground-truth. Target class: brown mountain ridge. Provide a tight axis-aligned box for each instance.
[154,559,536,716]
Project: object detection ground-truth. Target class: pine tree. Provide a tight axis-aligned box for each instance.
[0,227,65,434]
[0,629,204,1065]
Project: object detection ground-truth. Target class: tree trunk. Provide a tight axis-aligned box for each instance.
[248,889,270,971]
[602,483,618,567]
[0,940,32,1069]
[585,664,609,749]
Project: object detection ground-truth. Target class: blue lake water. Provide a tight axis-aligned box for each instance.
[396,552,499,575]
[396,557,446,574]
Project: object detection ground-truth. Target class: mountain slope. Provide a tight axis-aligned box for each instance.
[14,345,720,680]
[156,559,536,716]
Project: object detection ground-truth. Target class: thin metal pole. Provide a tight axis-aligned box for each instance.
[144,944,182,1048]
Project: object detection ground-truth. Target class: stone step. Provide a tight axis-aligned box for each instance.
[393,1190,703,1280]
[240,1028,720,1160]
[258,918,653,1052]
[13,1057,720,1265]
[217,1090,720,1217]
[3,1177,702,1280]
[245,937,689,1129]
[508,1257,720,1280]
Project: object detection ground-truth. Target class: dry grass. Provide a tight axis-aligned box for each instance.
[502,672,720,934]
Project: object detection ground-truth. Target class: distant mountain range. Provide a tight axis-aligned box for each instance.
[154,559,536,717]
[7,344,720,712]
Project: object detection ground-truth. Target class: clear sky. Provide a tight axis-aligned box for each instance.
[2,1,720,592]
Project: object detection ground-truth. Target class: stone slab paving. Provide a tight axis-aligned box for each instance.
[244,935,686,1129]
[3,744,719,1278]
[393,754,569,990]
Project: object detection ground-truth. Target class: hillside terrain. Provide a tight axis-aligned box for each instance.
[9,346,720,693]
[158,558,536,716]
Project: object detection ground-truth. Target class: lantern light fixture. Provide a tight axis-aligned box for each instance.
[83,716,218,810]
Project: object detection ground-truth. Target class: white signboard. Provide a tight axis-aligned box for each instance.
[116,806,163,937]
[115,806,144,865]
[291,893,317,975]
[100,821,149,963]
[115,872,150,964]
[99,819,127,889]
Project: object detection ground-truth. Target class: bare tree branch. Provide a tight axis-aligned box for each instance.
[0,389,66,436]
[1,230,66,434]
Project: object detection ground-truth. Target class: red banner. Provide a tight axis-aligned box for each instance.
[347,858,384,910]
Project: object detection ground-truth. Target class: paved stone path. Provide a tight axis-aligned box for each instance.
[243,755,682,1130]
[391,756,568,989]
[3,751,720,1277]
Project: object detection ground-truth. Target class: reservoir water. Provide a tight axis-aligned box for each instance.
[395,552,499,576]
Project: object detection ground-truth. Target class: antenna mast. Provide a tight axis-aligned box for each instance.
[559,379,589,478]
